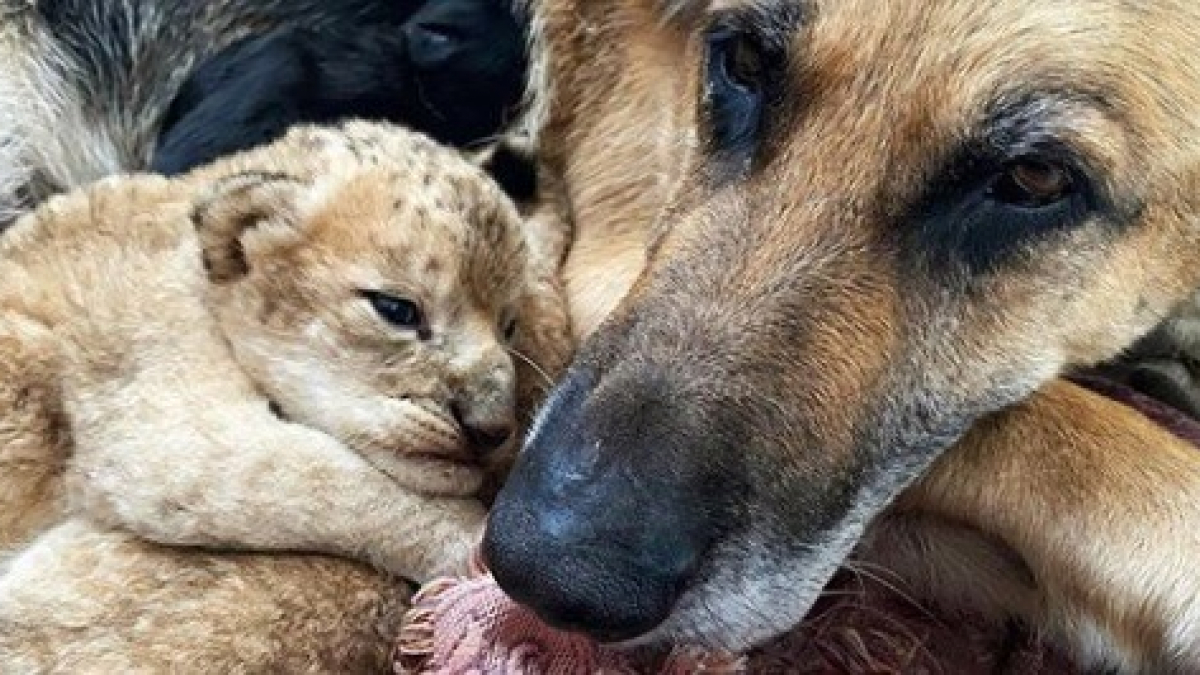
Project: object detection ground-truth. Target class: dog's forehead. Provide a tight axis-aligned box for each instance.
[700,0,1175,91]
[704,0,1198,185]
[799,3,1127,88]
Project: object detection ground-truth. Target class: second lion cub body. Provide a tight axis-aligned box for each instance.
[0,122,568,670]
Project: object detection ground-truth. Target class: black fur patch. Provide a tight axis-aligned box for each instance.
[149,0,527,175]
[32,0,420,134]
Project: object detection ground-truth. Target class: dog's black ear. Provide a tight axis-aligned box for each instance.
[477,140,538,203]
[192,170,307,283]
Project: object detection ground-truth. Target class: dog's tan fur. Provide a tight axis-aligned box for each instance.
[496,0,1200,670]
[872,382,1200,671]
[0,121,569,670]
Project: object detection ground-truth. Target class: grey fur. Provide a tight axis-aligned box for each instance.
[0,0,412,225]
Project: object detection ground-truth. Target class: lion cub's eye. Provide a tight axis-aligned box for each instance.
[363,291,425,334]
[502,316,518,343]
[989,159,1074,208]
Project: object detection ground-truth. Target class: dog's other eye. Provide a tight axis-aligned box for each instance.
[364,291,425,334]
[913,152,1096,274]
[704,26,770,162]
[989,159,1074,208]
[502,316,518,343]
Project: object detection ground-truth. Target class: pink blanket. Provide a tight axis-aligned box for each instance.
[393,553,1077,674]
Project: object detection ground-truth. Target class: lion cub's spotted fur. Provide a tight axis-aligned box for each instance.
[0,121,571,670]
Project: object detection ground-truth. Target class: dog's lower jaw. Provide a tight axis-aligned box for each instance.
[654,496,1200,674]
[628,535,864,653]
[622,449,951,653]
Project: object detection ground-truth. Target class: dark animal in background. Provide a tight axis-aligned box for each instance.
[1092,319,1200,419]
[0,0,528,222]
[152,0,526,175]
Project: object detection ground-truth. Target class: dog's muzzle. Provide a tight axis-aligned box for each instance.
[483,366,730,642]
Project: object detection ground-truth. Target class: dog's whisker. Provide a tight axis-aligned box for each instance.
[841,559,938,623]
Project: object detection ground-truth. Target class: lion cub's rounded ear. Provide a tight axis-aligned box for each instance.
[469,137,538,204]
[192,171,308,283]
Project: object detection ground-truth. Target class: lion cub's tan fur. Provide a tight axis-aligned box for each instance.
[0,121,569,671]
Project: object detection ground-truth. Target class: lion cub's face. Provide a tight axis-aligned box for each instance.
[196,143,530,498]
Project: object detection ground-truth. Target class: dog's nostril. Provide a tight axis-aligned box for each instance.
[484,510,686,642]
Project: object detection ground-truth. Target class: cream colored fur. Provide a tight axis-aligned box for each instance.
[0,121,570,671]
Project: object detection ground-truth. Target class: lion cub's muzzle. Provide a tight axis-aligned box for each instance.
[448,348,518,459]
[451,403,515,456]
[484,366,735,642]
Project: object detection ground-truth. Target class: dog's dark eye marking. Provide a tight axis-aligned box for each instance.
[705,27,765,156]
[699,5,804,177]
[907,146,1101,275]
[363,290,430,338]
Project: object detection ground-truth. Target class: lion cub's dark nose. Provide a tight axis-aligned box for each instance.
[452,402,514,455]
[464,420,514,453]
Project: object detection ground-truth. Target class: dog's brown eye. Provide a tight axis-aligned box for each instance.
[364,291,425,334]
[990,160,1073,207]
[502,316,518,342]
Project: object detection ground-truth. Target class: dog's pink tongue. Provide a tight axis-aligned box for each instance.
[394,570,740,674]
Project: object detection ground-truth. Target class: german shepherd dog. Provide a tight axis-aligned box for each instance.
[484,0,1200,671]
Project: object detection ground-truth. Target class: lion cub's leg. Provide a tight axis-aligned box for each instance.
[65,374,484,582]
[869,380,1200,673]
[0,314,70,550]
[0,518,408,672]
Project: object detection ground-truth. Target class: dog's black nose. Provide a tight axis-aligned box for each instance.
[484,504,685,641]
[483,367,727,642]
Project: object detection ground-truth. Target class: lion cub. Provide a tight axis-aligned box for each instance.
[0,122,570,670]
